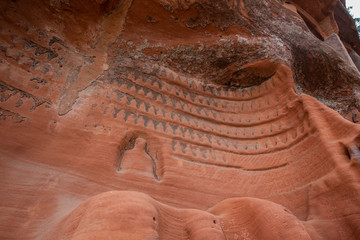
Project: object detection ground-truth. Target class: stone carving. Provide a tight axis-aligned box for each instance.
[117,132,163,181]
[1,0,360,239]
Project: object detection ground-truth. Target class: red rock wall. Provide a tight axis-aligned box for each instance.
[1,0,360,239]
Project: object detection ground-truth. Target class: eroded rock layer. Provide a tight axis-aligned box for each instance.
[1,0,360,239]
[44,191,312,239]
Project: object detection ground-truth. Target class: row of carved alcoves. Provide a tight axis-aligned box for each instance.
[110,65,314,177]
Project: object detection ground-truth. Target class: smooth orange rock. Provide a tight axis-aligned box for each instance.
[42,191,311,239]
[1,0,360,239]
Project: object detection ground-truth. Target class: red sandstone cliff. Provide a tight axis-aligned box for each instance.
[1,0,360,239]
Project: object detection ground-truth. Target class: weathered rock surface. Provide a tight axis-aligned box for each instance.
[1,0,360,239]
[44,191,312,239]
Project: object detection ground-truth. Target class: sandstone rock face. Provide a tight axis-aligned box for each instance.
[1,0,360,239]
[43,191,312,239]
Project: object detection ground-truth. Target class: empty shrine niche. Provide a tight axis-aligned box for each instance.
[117,135,163,181]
